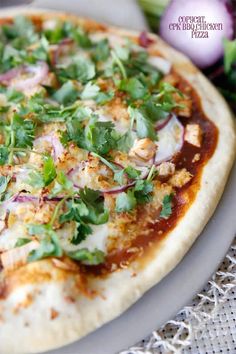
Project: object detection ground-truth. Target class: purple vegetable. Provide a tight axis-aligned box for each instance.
[160,0,234,68]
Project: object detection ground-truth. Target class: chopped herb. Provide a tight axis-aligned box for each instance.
[95,90,114,105]
[51,171,73,196]
[0,175,10,195]
[92,39,110,62]
[114,165,141,185]
[79,187,109,225]
[11,114,35,149]
[27,224,63,261]
[81,82,100,100]
[67,248,105,265]
[58,57,95,83]
[160,194,174,219]
[53,81,78,105]
[223,38,236,74]
[119,77,148,100]
[134,179,153,204]
[115,189,137,212]
[28,156,56,188]
[128,107,156,140]
[0,146,9,165]
[15,238,31,247]
[60,199,92,245]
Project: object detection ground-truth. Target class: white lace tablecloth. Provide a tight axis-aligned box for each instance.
[120,238,236,354]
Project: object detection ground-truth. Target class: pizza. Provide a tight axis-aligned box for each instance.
[0,9,235,354]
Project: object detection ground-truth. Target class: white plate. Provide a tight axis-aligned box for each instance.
[48,164,236,354]
[0,3,235,353]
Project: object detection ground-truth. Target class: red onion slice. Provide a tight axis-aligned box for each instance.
[138,31,154,48]
[101,182,135,195]
[160,0,233,68]
[155,114,173,131]
[9,62,49,91]
[0,67,22,84]
[34,134,64,162]
[155,115,184,165]
[51,38,74,66]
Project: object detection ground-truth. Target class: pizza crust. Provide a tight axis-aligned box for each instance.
[0,9,235,354]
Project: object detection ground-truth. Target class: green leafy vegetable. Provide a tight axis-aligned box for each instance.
[134,179,153,204]
[59,199,92,245]
[28,156,56,188]
[80,82,100,100]
[114,165,141,185]
[15,238,31,247]
[0,175,10,195]
[67,248,105,265]
[0,146,9,165]
[92,39,110,62]
[27,224,63,261]
[160,194,173,219]
[115,189,137,212]
[128,107,156,140]
[119,77,148,100]
[223,38,236,74]
[58,57,95,83]
[11,114,35,149]
[53,81,78,105]
[51,171,73,196]
[79,187,109,225]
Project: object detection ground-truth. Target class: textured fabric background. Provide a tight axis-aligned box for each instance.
[120,239,236,354]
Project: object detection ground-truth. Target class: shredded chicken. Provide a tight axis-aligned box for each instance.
[169,168,192,188]
[157,162,175,178]
[129,138,157,162]
[1,241,39,271]
[185,124,202,147]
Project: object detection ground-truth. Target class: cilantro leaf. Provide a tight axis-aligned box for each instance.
[58,57,95,83]
[28,156,56,188]
[6,88,24,103]
[12,114,35,149]
[128,107,156,140]
[125,51,161,86]
[134,179,153,204]
[0,175,10,195]
[27,224,63,261]
[79,187,109,225]
[71,27,93,48]
[43,156,57,186]
[223,38,236,73]
[92,39,110,62]
[53,81,78,105]
[119,77,148,100]
[0,146,9,165]
[2,16,37,47]
[160,194,174,219]
[67,248,105,265]
[59,199,92,245]
[117,130,134,153]
[115,189,137,212]
[15,238,31,247]
[140,97,169,122]
[51,171,73,196]
[114,165,141,185]
[81,82,100,100]
[85,119,118,155]
[95,90,114,105]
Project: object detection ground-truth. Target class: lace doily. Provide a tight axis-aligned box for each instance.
[120,238,236,354]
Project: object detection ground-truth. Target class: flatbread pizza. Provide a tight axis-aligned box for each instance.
[0,9,235,354]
